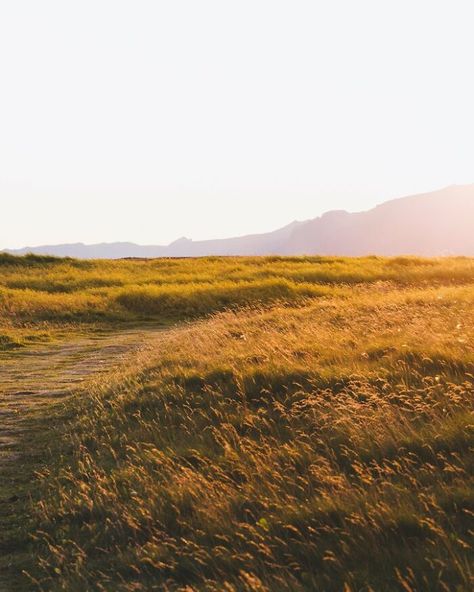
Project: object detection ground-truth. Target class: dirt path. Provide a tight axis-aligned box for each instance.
[0,327,163,591]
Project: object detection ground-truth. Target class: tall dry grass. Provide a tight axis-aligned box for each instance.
[34,283,474,591]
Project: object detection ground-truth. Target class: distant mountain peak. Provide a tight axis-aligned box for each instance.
[169,236,192,246]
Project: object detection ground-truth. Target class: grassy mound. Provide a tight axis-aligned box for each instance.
[115,279,330,317]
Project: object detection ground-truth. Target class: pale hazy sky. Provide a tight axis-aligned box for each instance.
[1,1,473,248]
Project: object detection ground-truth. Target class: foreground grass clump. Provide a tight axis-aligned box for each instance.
[35,284,474,591]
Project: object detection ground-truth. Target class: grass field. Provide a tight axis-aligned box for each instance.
[1,255,473,591]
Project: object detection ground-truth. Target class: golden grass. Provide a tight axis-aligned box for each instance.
[30,278,474,591]
[1,254,474,325]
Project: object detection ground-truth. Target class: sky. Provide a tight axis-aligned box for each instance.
[1,1,473,249]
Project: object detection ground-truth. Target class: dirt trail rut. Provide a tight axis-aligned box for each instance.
[0,328,163,590]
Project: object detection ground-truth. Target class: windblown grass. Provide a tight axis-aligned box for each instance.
[31,278,474,591]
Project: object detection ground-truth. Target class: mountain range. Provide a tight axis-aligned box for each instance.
[5,184,474,259]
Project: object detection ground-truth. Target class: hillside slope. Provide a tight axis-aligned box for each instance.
[286,184,474,256]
